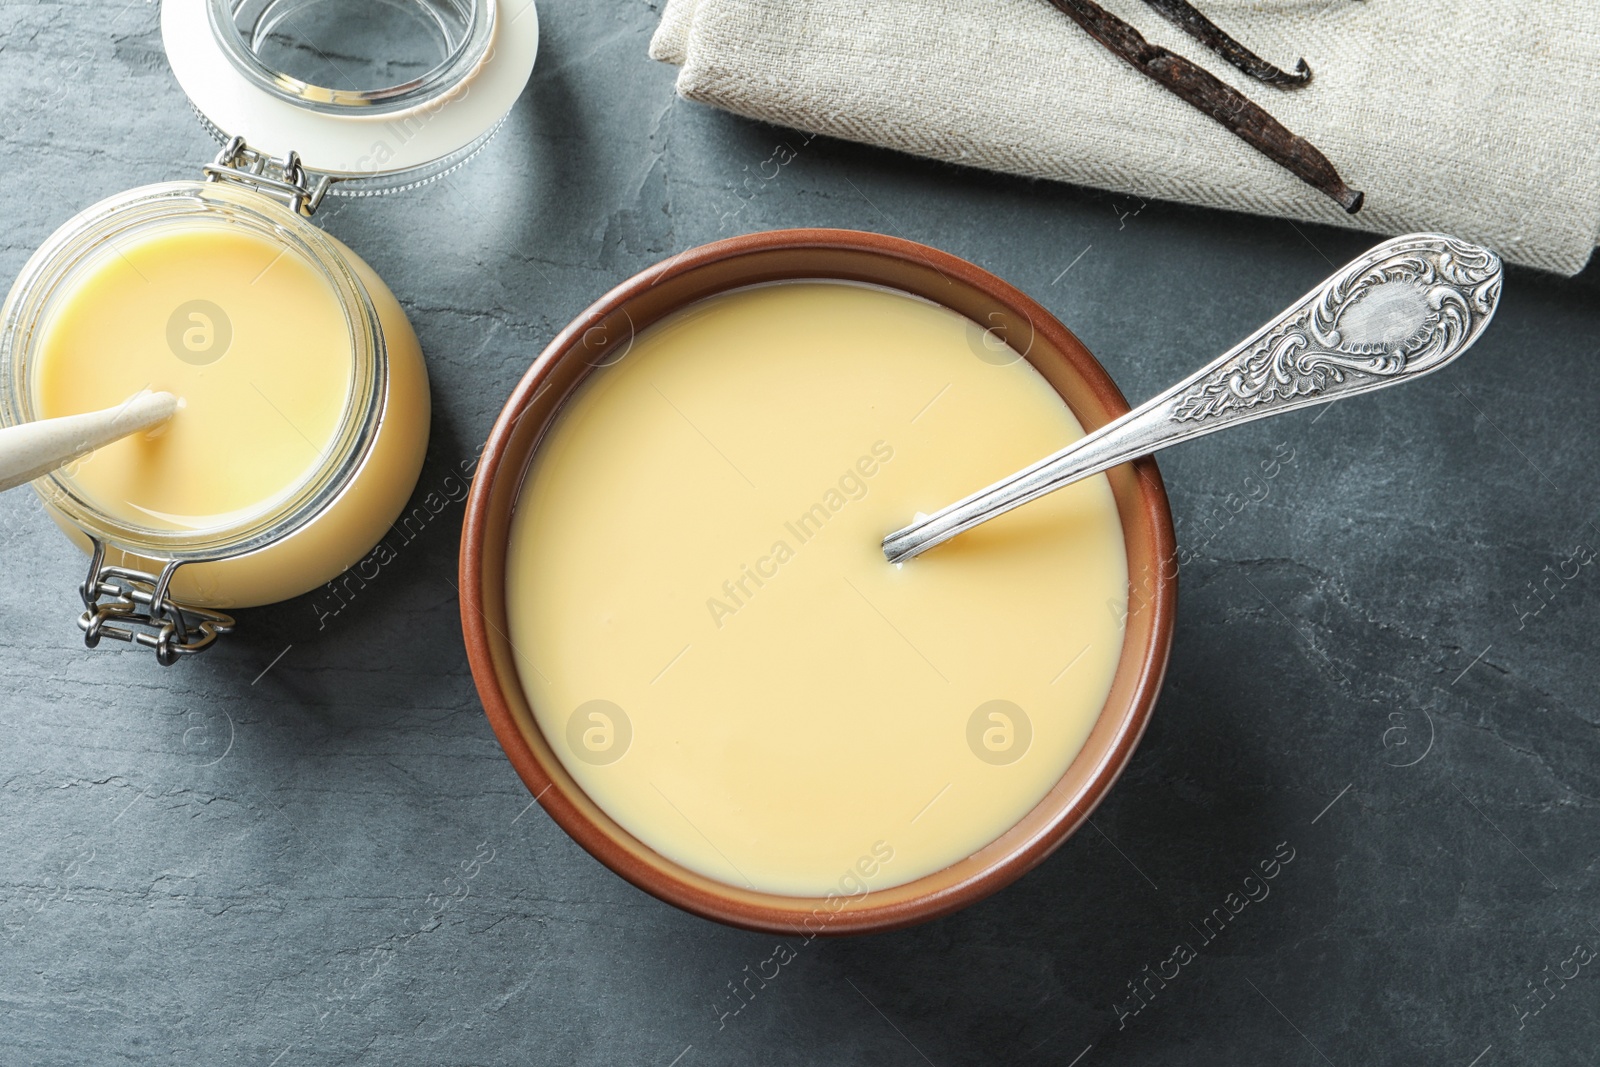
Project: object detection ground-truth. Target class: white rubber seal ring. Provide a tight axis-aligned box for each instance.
[161,0,539,179]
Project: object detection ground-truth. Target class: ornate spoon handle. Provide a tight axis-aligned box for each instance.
[882,233,1503,564]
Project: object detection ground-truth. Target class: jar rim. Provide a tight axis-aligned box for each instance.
[206,0,497,117]
[0,181,388,563]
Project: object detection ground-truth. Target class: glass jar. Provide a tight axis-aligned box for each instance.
[0,0,539,663]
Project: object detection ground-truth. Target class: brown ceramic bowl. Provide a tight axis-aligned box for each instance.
[460,228,1176,935]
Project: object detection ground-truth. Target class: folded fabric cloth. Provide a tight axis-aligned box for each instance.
[651,0,1600,274]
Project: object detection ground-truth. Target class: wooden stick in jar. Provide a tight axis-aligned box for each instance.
[0,390,180,493]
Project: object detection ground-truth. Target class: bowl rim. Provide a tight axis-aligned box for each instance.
[460,227,1177,935]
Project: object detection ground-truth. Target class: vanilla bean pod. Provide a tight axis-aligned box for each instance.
[1046,0,1362,213]
[1141,0,1311,86]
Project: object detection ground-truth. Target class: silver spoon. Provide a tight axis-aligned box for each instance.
[882,233,1503,564]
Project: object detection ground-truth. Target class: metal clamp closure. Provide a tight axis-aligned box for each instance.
[78,540,236,666]
[202,135,332,217]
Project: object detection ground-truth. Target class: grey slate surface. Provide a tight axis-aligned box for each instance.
[3,2,1599,1064]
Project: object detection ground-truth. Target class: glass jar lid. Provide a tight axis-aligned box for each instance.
[162,0,539,194]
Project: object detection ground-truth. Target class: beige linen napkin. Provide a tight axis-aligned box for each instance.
[651,0,1600,274]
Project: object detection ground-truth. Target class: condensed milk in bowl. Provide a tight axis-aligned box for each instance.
[462,230,1176,932]
[0,0,539,663]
